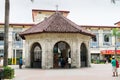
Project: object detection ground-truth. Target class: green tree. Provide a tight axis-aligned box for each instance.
[112,28,120,58]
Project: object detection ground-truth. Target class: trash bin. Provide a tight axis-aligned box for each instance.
[0,69,4,79]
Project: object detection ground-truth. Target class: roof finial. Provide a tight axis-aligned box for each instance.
[56,5,58,12]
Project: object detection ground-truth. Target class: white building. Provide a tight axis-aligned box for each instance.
[0,23,33,64]
[81,25,120,63]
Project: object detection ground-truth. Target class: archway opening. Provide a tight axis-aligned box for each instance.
[53,41,71,68]
[30,42,42,68]
[80,43,88,67]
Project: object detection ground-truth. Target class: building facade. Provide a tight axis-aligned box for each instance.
[1,8,120,65]
[32,9,70,23]
[0,23,34,64]
[81,25,120,62]
[31,9,120,63]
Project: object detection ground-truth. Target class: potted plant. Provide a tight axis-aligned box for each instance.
[3,66,14,79]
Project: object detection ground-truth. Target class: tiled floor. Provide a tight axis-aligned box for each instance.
[11,64,120,80]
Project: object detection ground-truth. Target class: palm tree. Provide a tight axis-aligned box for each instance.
[111,0,116,3]
[112,28,120,58]
[111,0,120,3]
[31,0,34,2]
[4,0,10,66]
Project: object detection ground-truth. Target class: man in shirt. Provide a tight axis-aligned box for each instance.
[111,56,118,77]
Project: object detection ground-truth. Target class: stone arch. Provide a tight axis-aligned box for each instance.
[30,42,42,68]
[53,41,71,68]
[80,42,88,67]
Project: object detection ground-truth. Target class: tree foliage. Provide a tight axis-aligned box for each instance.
[112,28,120,37]
[112,28,120,57]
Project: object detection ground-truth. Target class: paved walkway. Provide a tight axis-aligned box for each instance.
[10,64,120,80]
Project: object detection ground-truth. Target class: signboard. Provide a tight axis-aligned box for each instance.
[101,50,120,54]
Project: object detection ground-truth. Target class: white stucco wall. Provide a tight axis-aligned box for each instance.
[24,33,91,69]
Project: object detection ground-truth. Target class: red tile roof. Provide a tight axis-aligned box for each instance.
[20,12,94,39]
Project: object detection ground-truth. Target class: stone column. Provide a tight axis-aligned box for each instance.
[44,39,53,69]
[41,40,46,69]
[25,40,31,68]
[86,41,91,67]
[8,27,13,58]
[71,39,78,68]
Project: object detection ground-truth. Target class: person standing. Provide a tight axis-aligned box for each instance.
[0,56,3,80]
[111,56,118,77]
[0,56,3,67]
[61,58,65,68]
[19,57,23,69]
[68,57,71,68]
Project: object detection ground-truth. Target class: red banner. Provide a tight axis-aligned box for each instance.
[101,50,120,55]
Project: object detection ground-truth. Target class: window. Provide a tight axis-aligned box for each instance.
[16,50,22,58]
[92,36,97,42]
[103,30,112,46]
[13,32,21,41]
[0,49,4,56]
[13,32,23,48]
[0,33,4,41]
[15,33,21,41]
[13,28,22,41]
[104,34,109,42]
[34,46,42,61]
[90,32,99,48]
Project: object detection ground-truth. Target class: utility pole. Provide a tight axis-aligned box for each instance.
[115,33,117,58]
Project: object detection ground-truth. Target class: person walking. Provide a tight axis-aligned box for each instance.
[111,56,118,77]
[19,57,23,69]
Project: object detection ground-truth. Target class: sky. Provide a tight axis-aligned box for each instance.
[0,0,120,26]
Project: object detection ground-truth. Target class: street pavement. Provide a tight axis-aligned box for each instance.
[10,64,120,80]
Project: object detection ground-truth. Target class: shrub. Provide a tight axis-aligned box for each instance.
[3,66,14,79]
[8,58,20,65]
[8,58,12,65]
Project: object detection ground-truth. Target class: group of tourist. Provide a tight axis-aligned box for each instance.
[58,57,71,68]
